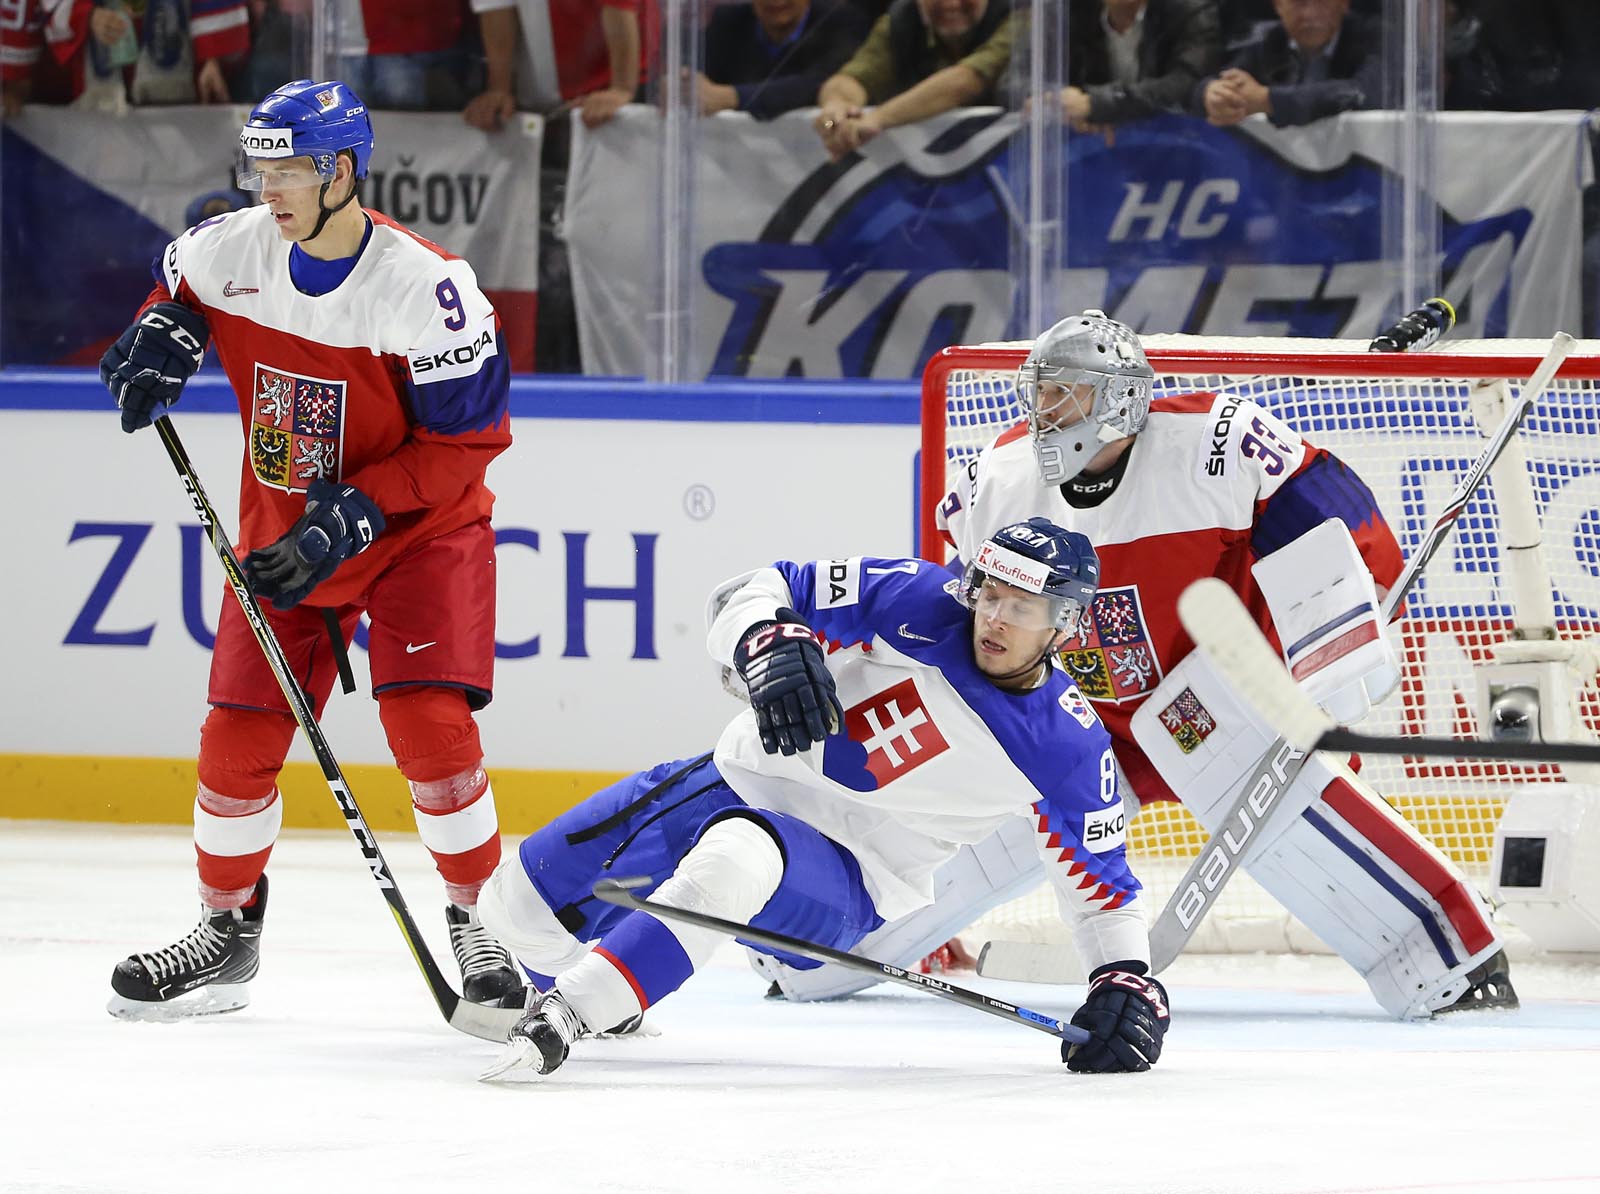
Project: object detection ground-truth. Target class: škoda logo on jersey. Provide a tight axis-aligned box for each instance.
[1156,686,1216,755]
[249,363,346,493]
[1058,585,1162,703]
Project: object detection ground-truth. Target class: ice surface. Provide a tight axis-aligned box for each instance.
[4,821,1596,1194]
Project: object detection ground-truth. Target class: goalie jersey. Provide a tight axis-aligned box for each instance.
[708,555,1146,967]
[140,203,512,608]
[937,392,1404,804]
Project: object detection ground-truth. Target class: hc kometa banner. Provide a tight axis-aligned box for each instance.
[567,109,1590,378]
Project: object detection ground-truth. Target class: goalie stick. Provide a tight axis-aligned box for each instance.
[1180,576,1600,767]
[1140,331,1578,969]
[152,414,523,1044]
[591,876,1090,1044]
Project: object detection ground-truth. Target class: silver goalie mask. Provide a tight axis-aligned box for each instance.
[1016,310,1154,485]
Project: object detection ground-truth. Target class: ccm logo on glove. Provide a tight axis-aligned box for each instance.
[734,609,844,757]
[1064,963,1170,1074]
[99,302,211,433]
[243,480,386,611]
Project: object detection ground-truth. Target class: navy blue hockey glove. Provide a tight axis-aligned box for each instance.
[734,608,844,757]
[243,480,385,611]
[99,302,210,433]
[1064,962,1170,1074]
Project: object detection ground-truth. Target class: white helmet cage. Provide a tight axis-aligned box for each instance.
[1016,310,1155,484]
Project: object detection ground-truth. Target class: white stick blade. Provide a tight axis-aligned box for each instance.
[1176,578,1334,752]
[976,940,1087,986]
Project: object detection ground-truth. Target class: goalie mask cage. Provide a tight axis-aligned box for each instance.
[920,335,1600,954]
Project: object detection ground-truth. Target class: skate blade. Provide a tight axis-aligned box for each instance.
[590,1017,660,1040]
[107,983,250,1022]
[478,1036,549,1083]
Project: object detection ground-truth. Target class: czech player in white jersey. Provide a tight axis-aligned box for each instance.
[476,519,1172,1079]
[773,310,1514,1020]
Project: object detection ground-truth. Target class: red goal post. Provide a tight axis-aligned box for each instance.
[919,334,1600,953]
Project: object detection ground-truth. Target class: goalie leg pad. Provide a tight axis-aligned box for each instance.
[1215,762,1503,1018]
[758,814,1044,1002]
[1131,648,1503,1018]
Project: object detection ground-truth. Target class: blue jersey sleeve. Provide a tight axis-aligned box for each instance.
[404,327,512,435]
[1252,449,1404,590]
[1254,450,1384,557]
[772,557,954,650]
[1032,736,1140,911]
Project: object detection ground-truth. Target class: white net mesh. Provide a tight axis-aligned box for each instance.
[928,336,1600,952]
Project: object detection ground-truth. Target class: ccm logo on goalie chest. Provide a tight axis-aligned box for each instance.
[1082,803,1126,852]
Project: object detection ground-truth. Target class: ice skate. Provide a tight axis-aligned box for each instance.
[1434,949,1519,1014]
[446,902,525,1007]
[107,875,269,1021]
[591,1010,659,1040]
[479,988,587,1081]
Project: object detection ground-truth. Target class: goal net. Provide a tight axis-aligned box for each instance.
[921,335,1600,954]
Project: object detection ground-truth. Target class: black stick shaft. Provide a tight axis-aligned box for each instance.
[151,414,519,1043]
[592,877,1089,1044]
[1318,727,1600,766]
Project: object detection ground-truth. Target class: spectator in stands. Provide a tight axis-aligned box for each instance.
[334,0,472,111]
[1,0,248,114]
[463,0,657,130]
[813,0,1016,161]
[1477,0,1600,110]
[699,0,871,119]
[1215,0,1376,48]
[1474,0,1600,336]
[235,0,301,102]
[1193,0,1379,127]
[1056,0,1220,135]
[1437,0,1503,111]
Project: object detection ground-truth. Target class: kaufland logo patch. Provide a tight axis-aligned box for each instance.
[1059,584,1161,703]
[250,363,346,493]
[1157,687,1217,755]
[974,541,1049,593]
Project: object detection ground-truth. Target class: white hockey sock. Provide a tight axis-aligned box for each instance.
[476,856,591,976]
[561,816,785,1033]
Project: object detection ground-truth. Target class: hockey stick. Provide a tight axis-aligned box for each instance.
[1143,332,1578,968]
[152,414,523,1044]
[1181,576,1600,766]
[591,876,1090,1043]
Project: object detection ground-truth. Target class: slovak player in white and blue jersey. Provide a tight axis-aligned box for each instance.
[477,519,1171,1079]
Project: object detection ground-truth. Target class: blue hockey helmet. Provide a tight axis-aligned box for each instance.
[236,79,374,191]
[960,518,1100,633]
